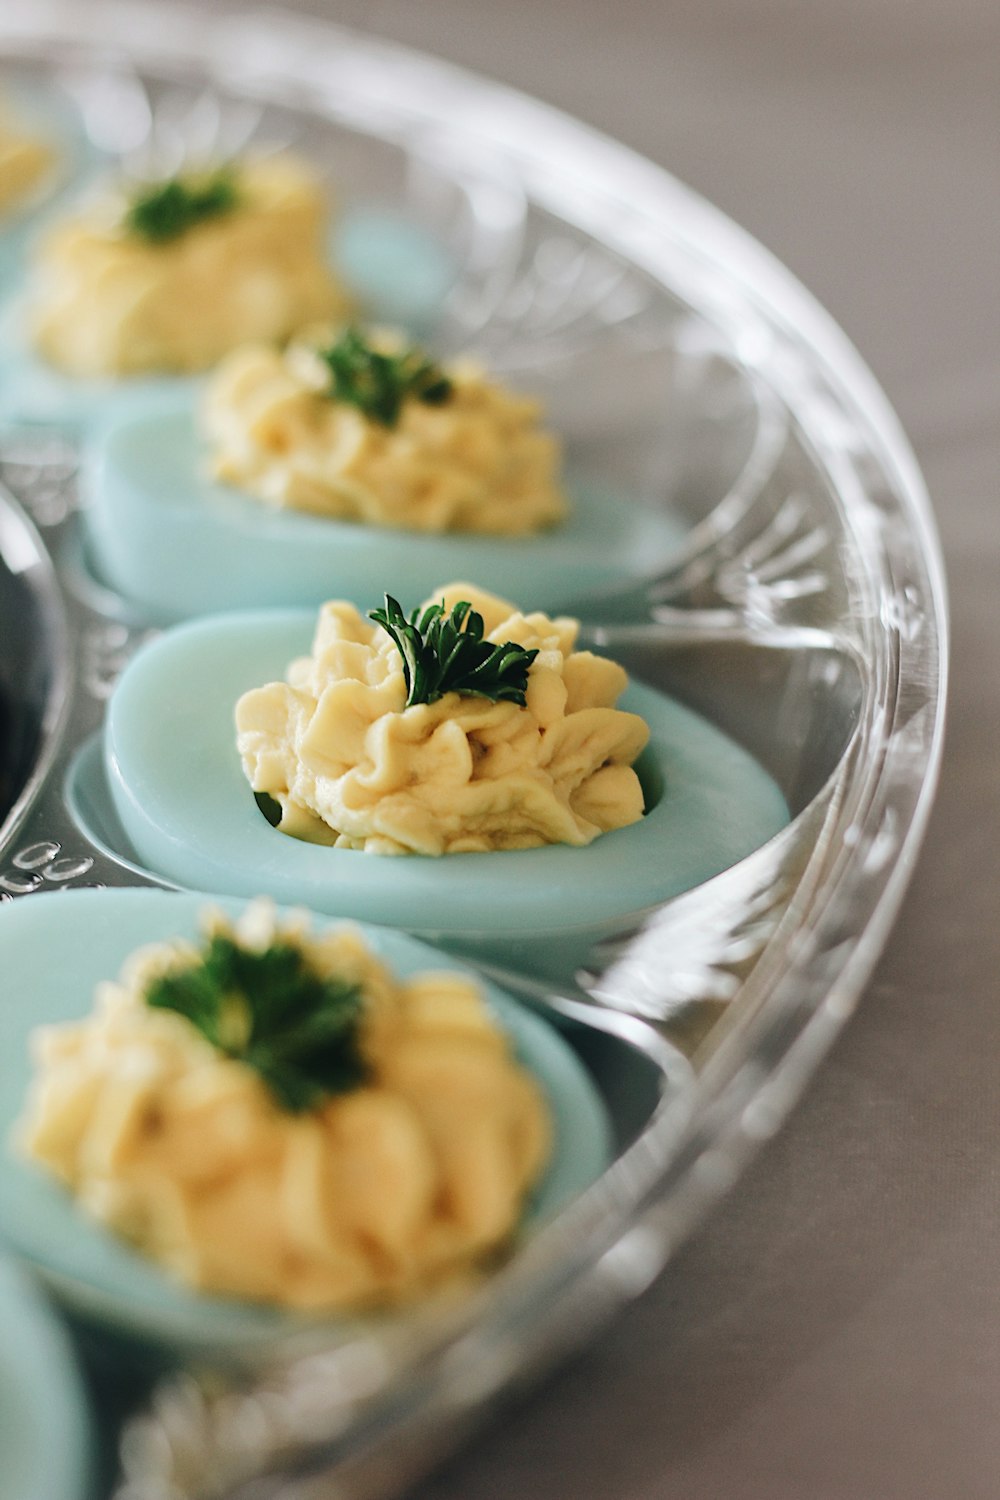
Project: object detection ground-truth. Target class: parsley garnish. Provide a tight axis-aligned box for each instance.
[144,932,367,1112]
[369,594,538,708]
[318,327,453,427]
[124,170,240,245]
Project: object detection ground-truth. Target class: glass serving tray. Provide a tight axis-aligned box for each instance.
[0,4,947,1497]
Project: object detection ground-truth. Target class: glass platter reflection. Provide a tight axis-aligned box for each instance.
[0,5,946,1497]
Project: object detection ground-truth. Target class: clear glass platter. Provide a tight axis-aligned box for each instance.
[0,4,947,1497]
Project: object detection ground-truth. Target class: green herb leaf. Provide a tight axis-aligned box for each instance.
[317,327,453,428]
[145,932,367,1112]
[369,594,538,708]
[124,170,240,245]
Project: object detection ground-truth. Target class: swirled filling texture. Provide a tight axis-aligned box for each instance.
[204,339,567,534]
[237,583,649,854]
[31,155,348,375]
[17,905,550,1309]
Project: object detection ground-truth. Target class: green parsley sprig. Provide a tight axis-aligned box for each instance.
[124,169,240,245]
[369,594,538,708]
[144,932,367,1112]
[318,327,453,428]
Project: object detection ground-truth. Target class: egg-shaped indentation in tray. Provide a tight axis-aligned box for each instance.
[81,377,692,621]
[77,293,767,624]
[0,887,612,1358]
[77,609,790,971]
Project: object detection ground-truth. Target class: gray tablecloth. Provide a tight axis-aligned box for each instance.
[269,3,992,1497]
